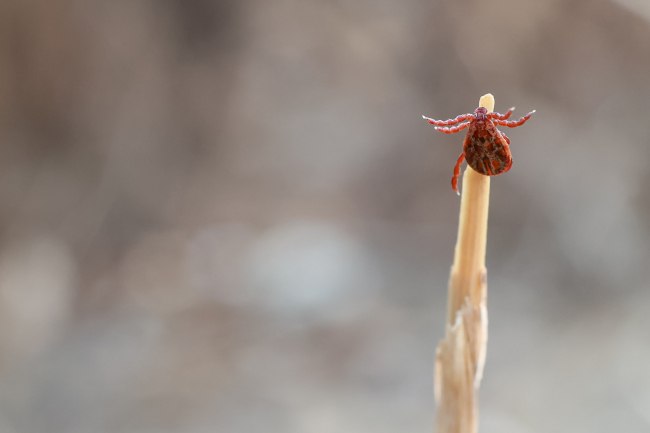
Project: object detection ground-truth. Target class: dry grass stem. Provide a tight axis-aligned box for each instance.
[434,94,494,433]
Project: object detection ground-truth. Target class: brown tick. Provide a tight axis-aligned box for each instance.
[423,106,535,194]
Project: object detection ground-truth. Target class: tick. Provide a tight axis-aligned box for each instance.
[423,106,535,194]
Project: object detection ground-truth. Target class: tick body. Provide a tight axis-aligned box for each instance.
[423,106,535,194]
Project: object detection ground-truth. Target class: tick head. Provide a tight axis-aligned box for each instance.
[474,106,488,121]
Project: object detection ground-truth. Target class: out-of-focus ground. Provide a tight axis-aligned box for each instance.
[0,1,649,432]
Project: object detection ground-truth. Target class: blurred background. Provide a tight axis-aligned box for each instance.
[0,0,649,432]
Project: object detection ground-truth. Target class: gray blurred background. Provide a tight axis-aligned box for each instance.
[0,0,649,432]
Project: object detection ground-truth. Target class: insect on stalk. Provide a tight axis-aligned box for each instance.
[423,105,535,194]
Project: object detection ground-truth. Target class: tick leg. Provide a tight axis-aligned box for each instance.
[489,107,515,120]
[500,131,511,145]
[422,113,473,126]
[493,110,536,128]
[451,152,465,195]
[434,121,470,134]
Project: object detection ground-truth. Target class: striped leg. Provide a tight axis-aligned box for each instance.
[451,152,465,195]
[435,121,470,134]
[489,107,515,120]
[493,110,536,128]
[422,113,473,126]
